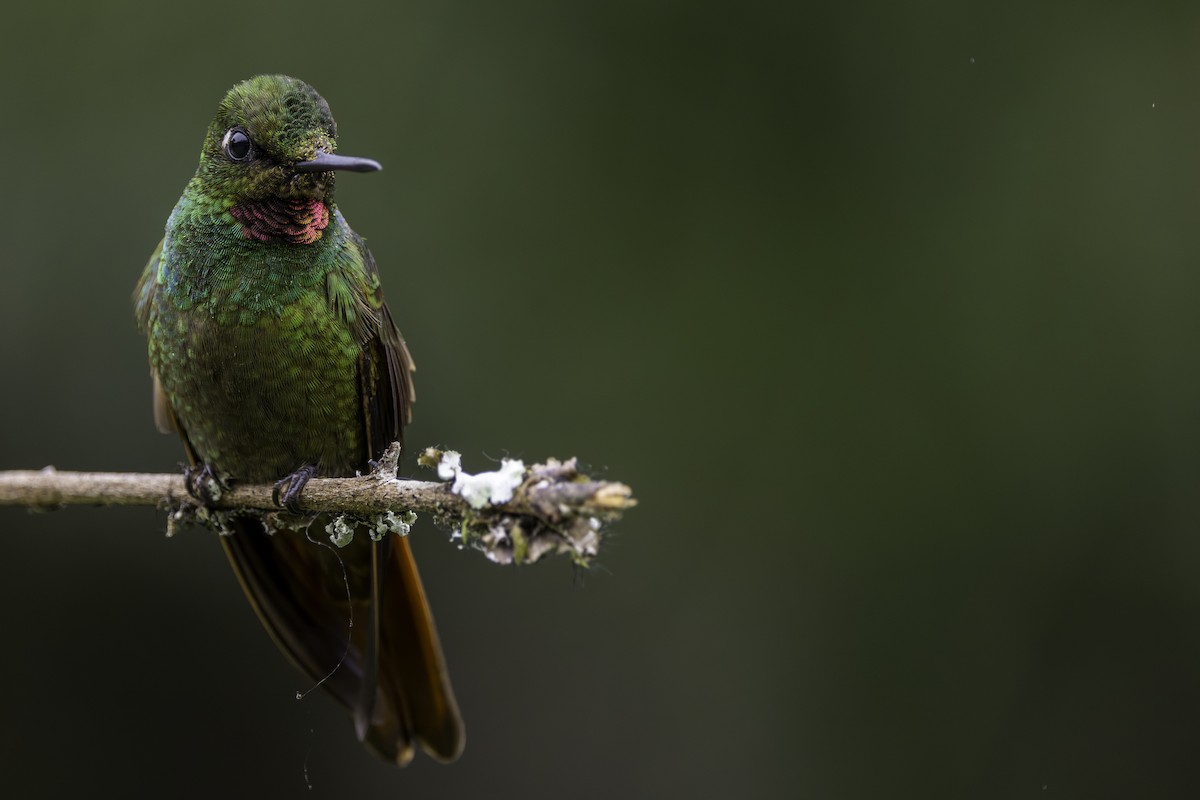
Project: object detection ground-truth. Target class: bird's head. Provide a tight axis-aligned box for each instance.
[194,74,380,203]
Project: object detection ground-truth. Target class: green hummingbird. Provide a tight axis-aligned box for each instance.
[134,75,464,765]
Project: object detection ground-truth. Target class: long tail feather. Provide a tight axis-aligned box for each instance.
[219,519,464,765]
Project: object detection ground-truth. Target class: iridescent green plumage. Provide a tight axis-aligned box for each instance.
[134,75,463,765]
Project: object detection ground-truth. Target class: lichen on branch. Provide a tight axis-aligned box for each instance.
[0,443,636,567]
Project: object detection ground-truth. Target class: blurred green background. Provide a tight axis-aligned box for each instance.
[3,1,1200,797]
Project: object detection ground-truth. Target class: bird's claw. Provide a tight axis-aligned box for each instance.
[273,465,317,514]
[183,463,228,508]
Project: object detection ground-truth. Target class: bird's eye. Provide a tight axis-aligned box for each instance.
[222,128,253,162]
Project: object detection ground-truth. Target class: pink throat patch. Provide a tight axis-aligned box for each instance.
[230,198,330,245]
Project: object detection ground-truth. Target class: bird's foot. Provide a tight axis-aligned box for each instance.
[183,463,229,507]
[273,465,317,514]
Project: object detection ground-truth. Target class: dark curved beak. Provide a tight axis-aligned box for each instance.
[294,151,382,173]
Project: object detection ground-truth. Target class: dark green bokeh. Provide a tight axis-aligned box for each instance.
[3,2,1200,797]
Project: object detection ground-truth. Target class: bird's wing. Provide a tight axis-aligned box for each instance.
[333,235,416,456]
[346,235,465,765]
[134,240,182,435]
[132,239,162,333]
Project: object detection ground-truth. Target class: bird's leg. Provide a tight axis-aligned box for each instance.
[183,462,229,508]
[273,464,317,514]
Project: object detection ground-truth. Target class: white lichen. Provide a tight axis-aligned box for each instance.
[369,509,417,541]
[437,451,463,481]
[326,514,355,547]
[436,451,526,510]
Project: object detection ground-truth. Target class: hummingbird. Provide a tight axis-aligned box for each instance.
[133,75,464,765]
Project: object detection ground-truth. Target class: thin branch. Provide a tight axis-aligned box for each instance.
[0,443,635,566]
